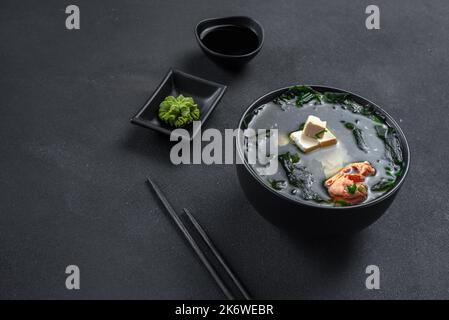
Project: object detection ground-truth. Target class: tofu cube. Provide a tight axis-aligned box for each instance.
[303,115,327,138]
[290,130,320,153]
[278,133,290,147]
[318,130,337,147]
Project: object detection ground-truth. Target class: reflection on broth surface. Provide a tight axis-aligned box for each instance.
[244,87,404,207]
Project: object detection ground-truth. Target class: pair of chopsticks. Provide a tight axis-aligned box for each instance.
[147,177,251,300]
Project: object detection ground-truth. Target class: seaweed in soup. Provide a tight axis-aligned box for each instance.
[371,125,404,192]
[375,125,403,165]
[322,92,350,104]
[273,86,322,107]
[278,151,326,202]
[268,179,288,190]
[345,100,386,124]
[274,86,386,125]
[341,121,368,152]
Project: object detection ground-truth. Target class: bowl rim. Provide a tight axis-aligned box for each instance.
[195,15,265,59]
[236,84,411,211]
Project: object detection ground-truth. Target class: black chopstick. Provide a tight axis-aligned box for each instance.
[182,208,251,300]
[146,177,251,300]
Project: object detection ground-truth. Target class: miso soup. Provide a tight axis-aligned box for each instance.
[242,86,404,207]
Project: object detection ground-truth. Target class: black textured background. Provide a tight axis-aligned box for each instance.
[1,0,448,299]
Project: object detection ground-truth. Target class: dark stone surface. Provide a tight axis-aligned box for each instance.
[0,0,448,299]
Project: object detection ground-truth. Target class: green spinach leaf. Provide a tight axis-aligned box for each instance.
[347,183,357,194]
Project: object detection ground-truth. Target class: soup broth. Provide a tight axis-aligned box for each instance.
[243,86,404,207]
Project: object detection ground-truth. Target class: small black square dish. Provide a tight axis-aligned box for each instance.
[130,69,227,140]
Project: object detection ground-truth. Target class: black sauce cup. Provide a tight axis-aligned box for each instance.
[236,86,411,237]
[195,16,264,66]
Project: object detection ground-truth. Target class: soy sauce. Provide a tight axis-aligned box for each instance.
[201,25,259,56]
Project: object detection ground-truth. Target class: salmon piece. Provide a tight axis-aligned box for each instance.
[325,161,375,205]
[344,161,376,176]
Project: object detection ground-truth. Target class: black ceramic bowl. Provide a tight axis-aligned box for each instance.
[236,85,410,236]
[195,16,264,66]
